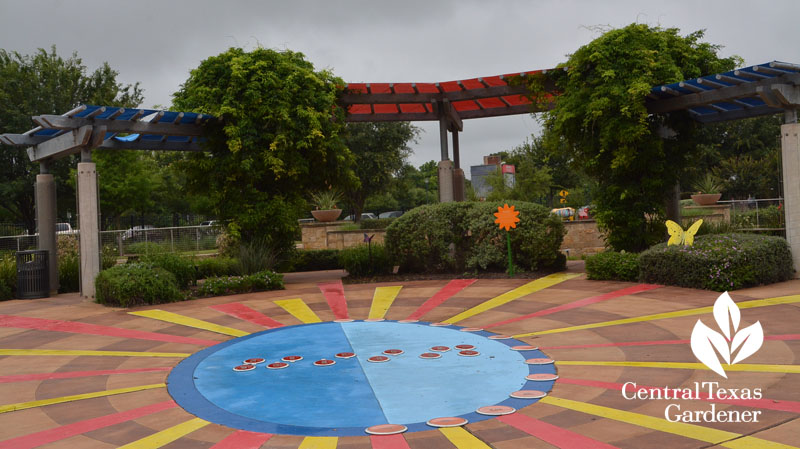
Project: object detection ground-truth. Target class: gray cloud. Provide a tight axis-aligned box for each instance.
[2,0,798,173]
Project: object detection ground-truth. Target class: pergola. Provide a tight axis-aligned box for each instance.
[2,61,799,298]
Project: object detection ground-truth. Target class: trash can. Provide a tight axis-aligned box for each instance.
[16,250,49,299]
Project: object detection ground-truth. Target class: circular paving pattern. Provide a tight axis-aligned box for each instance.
[2,276,799,448]
[167,320,555,436]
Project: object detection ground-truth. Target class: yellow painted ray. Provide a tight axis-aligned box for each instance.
[0,383,165,414]
[540,396,798,449]
[444,272,581,324]
[298,436,338,448]
[118,417,209,449]
[515,294,800,338]
[274,298,322,323]
[129,310,248,337]
[368,286,403,319]
[439,427,492,448]
[0,349,189,358]
[557,360,800,374]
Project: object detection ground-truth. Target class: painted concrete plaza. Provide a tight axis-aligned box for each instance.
[0,267,798,448]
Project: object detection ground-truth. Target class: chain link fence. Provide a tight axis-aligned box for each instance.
[1,225,221,255]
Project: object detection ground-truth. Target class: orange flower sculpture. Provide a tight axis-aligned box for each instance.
[494,204,520,231]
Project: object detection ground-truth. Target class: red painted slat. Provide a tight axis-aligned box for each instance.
[0,400,177,449]
[399,104,427,113]
[559,378,800,414]
[452,100,480,112]
[210,303,284,328]
[405,279,477,320]
[497,413,619,449]
[370,433,412,449]
[319,281,348,320]
[374,104,399,114]
[483,284,662,329]
[210,430,273,448]
[0,367,171,384]
[0,314,220,346]
[348,105,372,114]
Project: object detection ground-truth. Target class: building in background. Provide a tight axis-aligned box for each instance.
[470,155,515,200]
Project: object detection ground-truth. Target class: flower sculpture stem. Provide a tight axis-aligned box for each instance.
[494,204,520,278]
[506,232,514,277]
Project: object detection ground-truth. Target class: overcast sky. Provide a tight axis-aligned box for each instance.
[2,0,799,175]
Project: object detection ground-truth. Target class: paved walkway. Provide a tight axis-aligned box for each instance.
[0,270,797,448]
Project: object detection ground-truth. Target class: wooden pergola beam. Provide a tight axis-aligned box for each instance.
[32,115,205,137]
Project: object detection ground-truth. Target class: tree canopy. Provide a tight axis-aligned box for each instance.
[342,122,419,221]
[172,47,356,251]
[533,24,740,251]
[0,46,142,232]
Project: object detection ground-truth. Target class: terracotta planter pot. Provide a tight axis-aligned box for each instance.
[311,209,342,222]
[690,193,721,206]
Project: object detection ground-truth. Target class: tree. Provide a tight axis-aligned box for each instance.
[532,24,739,251]
[0,46,142,233]
[172,47,356,251]
[92,150,161,228]
[343,122,419,221]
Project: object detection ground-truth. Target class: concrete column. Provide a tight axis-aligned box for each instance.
[781,122,800,276]
[453,168,466,202]
[35,165,58,295]
[77,162,101,298]
[439,116,449,161]
[438,160,454,203]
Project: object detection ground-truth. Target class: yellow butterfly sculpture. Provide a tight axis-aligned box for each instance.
[666,219,703,246]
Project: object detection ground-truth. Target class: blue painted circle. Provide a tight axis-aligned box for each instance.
[167,321,556,436]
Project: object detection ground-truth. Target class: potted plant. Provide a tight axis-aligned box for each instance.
[691,174,722,206]
[310,190,343,222]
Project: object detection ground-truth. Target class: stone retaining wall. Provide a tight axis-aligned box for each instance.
[560,219,605,257]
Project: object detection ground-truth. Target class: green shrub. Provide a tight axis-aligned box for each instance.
[58,252,80,293]
[639,233,793,291]
[95,263,182,307]
[385,201,565,273]
[236,240,280,275]
[197,270,284,297]
[732,205,784,229]
[586,251,640,281]
[360,218,396,229]
[339,244,392,277]
[288,249,342,272]
[139,253,196,289]
[125,241,168,255]
[0,254,15,300]
[195,256,239,278]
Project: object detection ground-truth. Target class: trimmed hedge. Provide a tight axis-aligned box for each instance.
[139,253,196,289]
[197,270,284,296]
[639,233,793,291]
[586,251,640,282]
[288,249,342,272]
[385,201,565,273]
[339,244,392,277]
[95,263,182,307]
[196,256,239,278]
[360,218,396,230]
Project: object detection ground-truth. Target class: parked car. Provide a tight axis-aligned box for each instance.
[200,220,219,227]
[343,213,378,221]
[122,225,156,241]
[55,223,77,235]
[378,211,403,219]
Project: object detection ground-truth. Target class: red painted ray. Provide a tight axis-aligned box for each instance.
[370,433,412,449]
[483,284,662,329]
[559,378,800,414]
[319,281,349,319]
[0,367,171,384]
[0,400,177,449]
[210,303,284,328]
[541,334,800,350]
[497,413,619,448]
[0,314,219,346]
[210,430,273,448]
[405,279,477,320]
